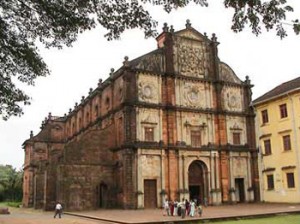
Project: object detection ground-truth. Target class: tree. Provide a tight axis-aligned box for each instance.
[0,165,23,202]
[0,0,299,120]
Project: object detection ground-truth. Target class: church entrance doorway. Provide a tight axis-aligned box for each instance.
[188,160,208,205]
[144,179,157,208]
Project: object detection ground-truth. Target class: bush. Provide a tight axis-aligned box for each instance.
[6,201,22,208]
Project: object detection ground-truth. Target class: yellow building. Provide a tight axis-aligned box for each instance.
[253,77,300,203]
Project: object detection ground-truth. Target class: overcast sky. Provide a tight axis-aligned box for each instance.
[1,1,299,169]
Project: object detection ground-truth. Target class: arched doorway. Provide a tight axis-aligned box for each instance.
[97,182,108,208]
[188,160,208,205]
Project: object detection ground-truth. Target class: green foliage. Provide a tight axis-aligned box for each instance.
[0,165,23,202]
[214,214,300,224]
[0,0,298,120]
[224,0,297,38]
[6,201,22,208]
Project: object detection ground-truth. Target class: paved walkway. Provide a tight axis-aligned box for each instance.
[1,203,300,224]
[65,203,300,223]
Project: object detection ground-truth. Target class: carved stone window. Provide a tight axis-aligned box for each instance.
[78,117,82,129]
[105,97,110,110]
[94,105,99,117]
[144,127,154,142]
[191,130,201,147]
[72,122,75,134]
[86,112,90,125]
[233,132,241,145]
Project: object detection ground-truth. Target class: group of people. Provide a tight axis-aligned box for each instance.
[163,198,203,218]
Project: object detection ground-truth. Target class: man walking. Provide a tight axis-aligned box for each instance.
[54,202,63,218]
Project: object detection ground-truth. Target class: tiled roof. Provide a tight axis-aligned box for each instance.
[253,76,300,105]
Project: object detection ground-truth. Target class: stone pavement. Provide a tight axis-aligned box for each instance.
[1,203,300,224]
[65,203,300,224]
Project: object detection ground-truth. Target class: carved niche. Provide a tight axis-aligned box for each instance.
[114,76,124,103]
[227,116,246,145]
[173,38,210,78]
[181,81,205,108]
[138,74,160,104]
[137,108,160,142]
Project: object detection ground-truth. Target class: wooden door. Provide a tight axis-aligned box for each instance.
[144,179,157,208]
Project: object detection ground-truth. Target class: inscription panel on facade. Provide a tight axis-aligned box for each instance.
[138,73,161,104]
[232,157,247,177]
[173,37,211,78]
[141,154,161,177]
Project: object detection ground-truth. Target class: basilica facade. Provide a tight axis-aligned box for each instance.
[22,21,260,210]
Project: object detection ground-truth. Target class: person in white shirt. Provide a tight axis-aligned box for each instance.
[54,202,63,218]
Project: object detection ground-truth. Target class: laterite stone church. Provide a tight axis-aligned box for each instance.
[22,21,260,211]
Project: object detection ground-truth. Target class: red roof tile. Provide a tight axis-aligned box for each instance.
[253,76,300,105]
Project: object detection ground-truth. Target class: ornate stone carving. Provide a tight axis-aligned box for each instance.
[178,45,204,77]
[223,87,243,111]
[182,82,205,108]
[138,74,159,103]
[138,82,156,101]
[174,38,210,78]
[141,113,158,124]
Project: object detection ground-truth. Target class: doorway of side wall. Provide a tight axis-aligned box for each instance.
[97,182,108,208]
[235,178,245,202]
[144,179,157,208]
[188,160,208,204]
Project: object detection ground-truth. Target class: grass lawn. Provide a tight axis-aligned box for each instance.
[210,214,300,224]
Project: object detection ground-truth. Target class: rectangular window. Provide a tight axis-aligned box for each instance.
[279,104,288,118]
[145,127,154,141]
[287,173,295,188]
[261,110,269,124]
[191,130,201,147]
[233,132,241,145]
[283,135,291,151]
[264,139,272,155]
[267,174,274,190]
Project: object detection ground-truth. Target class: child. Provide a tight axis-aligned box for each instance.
[197,204,203,217]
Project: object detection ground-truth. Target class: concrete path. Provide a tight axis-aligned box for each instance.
[1,203,300,224]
